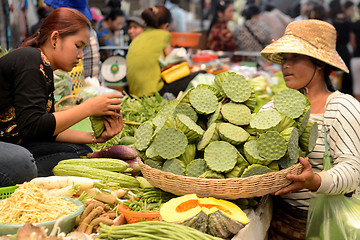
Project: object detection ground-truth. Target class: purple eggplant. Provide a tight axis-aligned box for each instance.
[88,145,139,160]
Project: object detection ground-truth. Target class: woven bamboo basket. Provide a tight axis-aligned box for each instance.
[139,159,303,199]
[55,95,83,112]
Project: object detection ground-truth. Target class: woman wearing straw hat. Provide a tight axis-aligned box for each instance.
[261,19,360,239]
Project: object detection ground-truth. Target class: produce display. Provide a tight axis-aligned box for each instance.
[89,92,168,152]
[135,72,317,180]
[0,70,318,239]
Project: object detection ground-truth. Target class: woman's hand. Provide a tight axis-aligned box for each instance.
[274,157,321,195]
[95,113,123,143]
[82,93,123,117]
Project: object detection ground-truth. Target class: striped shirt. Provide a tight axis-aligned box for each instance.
[82,29,102,82]
[263,91,360,210]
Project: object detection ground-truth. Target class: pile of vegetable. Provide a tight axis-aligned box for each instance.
[123,187,175,212]
[97,221,224,240]
[52,157,140,190]
[89,92,168,152]
[74,199,124,235]
[0,182,80,224]
[53,70,72,105]
[134,71,317,180]
[0,47,9,57]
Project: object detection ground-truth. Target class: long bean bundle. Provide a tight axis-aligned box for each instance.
[124,188,175,212]
[97,221,223,240]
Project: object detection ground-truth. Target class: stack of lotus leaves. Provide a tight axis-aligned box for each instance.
[134,71,317,184]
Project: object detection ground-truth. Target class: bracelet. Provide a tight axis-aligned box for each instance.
[91,133,96,144]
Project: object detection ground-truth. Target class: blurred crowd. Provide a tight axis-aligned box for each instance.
[3,0,360,98]
[205,0,360,99]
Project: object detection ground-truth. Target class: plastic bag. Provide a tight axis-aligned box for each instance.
[184,73,215,91]
[306,194,360,239]
[53,70,73,106]
[232,195,272,240]
[77,86,122,100]
[306,127,360,240]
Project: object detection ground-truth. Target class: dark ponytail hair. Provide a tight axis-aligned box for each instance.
[141,6,172,29]
[310,57,336,92]
[20,7,91,48]
[242,4,260,20]
[208,0,233,34]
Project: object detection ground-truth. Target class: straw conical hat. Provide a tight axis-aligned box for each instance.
[261,19,349,73]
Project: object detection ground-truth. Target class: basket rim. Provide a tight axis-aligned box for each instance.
[139,158,304,199]
[118,202,160,217]
[139,158,303,183]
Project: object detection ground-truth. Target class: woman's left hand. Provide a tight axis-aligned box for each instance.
[95,112,123,143]
[274,157,321,195]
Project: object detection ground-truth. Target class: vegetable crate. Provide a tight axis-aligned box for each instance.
[118,202,160,223]
[0,186,18,200]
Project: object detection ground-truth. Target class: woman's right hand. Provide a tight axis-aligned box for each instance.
[95,113,123,143]
[274,157,321,195]
[82,93,123,117]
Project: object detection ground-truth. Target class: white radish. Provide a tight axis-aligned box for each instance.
[112,189,128,198]
[30,176,99,191]
[78,188,119,204]
[43,185,78,197]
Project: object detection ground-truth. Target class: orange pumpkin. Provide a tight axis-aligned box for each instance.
[160,194,249,239]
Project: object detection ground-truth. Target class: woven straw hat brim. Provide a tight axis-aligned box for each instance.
[261,34,349,73]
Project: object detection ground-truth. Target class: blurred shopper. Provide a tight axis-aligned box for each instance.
[329,0,353,95]
[102,0,121,17]
[207,0,237,52]
[90,7,104,30]
[127,15,145,42]
[258,3,292,40]
[126,6,172,97]
[350,2,360,101]
[293,0,317,21]
[126,6,204,97]
[344,1,355,21]
[308,3,327,21]
[233,4,272,52]
[29,7,51,37]
[97,9,126,62]
[166,0,187,32]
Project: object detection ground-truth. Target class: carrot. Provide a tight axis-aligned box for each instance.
[77,206,103,233]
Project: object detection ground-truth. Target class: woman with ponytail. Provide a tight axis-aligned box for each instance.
[0,8,123,185]
[126,6,205,97]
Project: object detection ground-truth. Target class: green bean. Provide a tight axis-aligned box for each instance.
[99,222,222,240]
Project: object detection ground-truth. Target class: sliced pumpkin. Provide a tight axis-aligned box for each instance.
[160,194,249,238]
